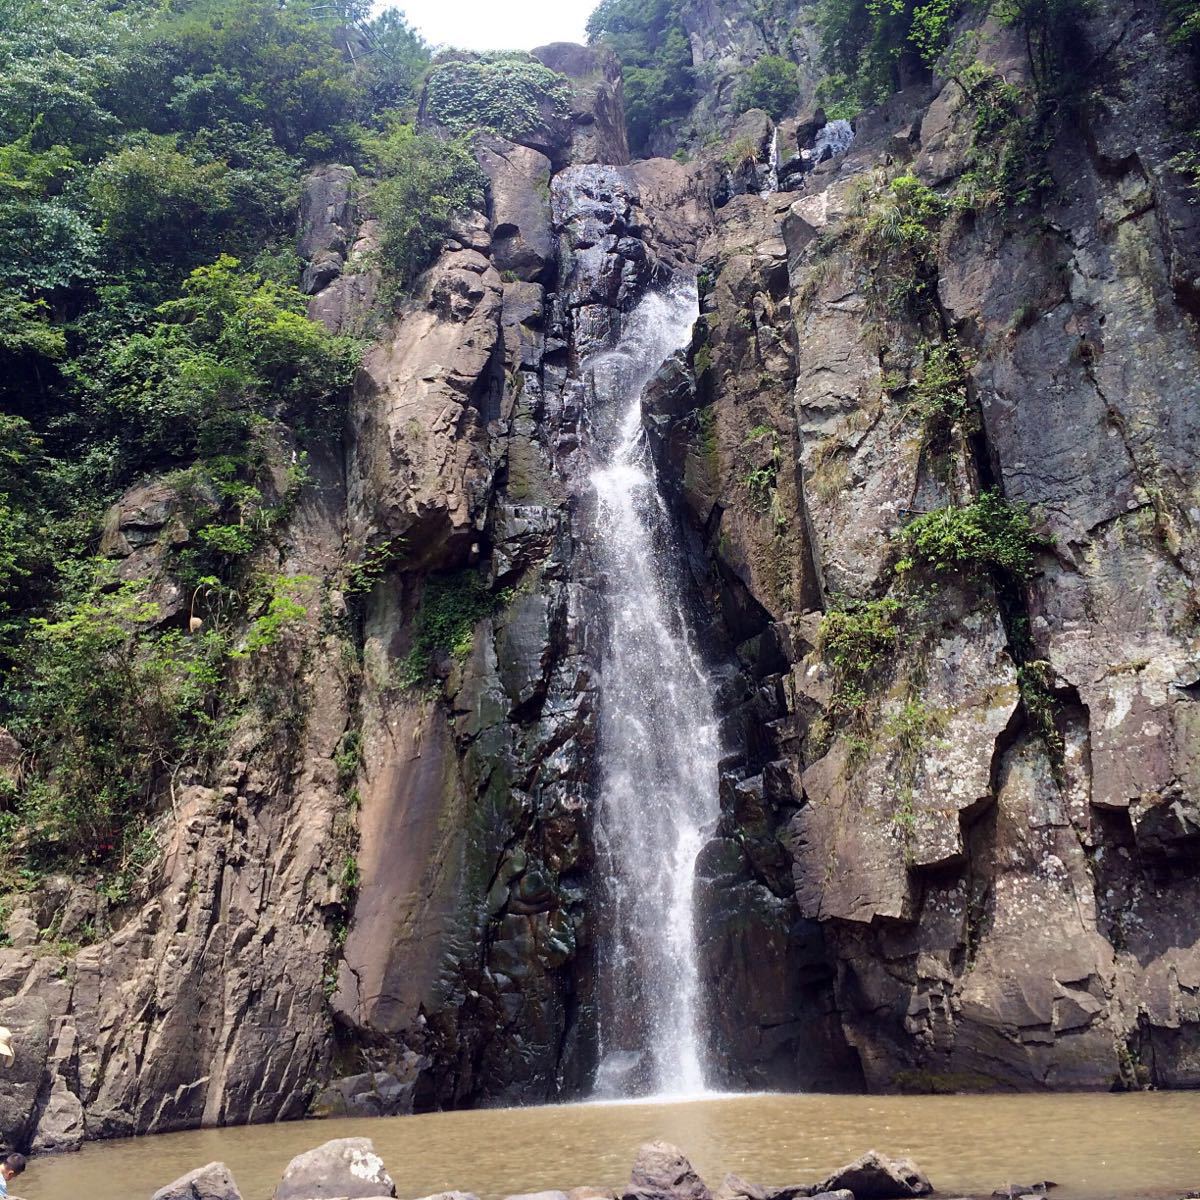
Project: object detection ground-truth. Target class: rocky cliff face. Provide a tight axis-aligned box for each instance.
[668,1,1200,1091]
[2,0,1199,1155]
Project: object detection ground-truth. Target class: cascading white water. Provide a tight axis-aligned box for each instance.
[759,127,780,198]
[806,118,855,164]
[585,281,722,1100]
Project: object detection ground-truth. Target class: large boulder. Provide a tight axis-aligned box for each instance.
[0,995,49,1152]
[274,1138,396,1200]
[811,1151,932,1199]
[31,1075,85,1153]
[152,1162,243,1200]
[625,1142,712,1200]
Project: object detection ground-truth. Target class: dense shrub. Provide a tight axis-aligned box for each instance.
[365,123,485,290]
[8,581,231,859]
[73,254,360,473]
[422,53,572,141]
[734,56,801,121]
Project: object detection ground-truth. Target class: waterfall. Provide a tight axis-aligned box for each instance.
[585,281,722,1099]
[806,118,855,164]
[759,127,780,198]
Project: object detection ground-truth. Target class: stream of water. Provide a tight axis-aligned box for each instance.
[584,282,720,1099]
[24,1092,1200,1200]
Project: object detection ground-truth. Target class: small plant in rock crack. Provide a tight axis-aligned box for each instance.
[857,174,948,319]
[904,336,977,447]
[818,595,905,717]
[742,426,782,513]
[896,491,1040,583]
[397,570,513,688]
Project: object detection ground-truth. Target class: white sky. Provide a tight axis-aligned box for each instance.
[375,0,596,52]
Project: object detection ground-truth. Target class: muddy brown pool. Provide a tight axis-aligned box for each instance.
[21,1092,1200,1200]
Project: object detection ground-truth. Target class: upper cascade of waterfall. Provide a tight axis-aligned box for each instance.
[584,279,722,1101]
[806,118,855,164]
[759,128,780,198]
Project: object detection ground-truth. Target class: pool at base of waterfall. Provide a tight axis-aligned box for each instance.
[24,1091,1200,1200]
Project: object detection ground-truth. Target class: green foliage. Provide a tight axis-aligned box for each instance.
[819,596,904,714]
[723,135,762,170]
[0,0,433,888]
[1170,131,1200,199]
[857,174,947,317]
[7,579,230,860]
[734,55,801,121]
[0,293,65,361]
[75,255,360,473]
[398,571,509,687]
[97,824,159,905]
[882,693,946,824]
[345,538,406,597]
[1166,0,1200,45]
[817,0,954,112]
[587,0,696,154]
[359,8,430,117]
[117,0,361,158]
[741,426,782,514]
[897,491,1039,581]
[364,122,485,291]
[88,129,297,274]
[949,63,1052,210]
[239,575,309,656]
[422,53,572,141]
[904,336,974,445]
[333,731,362,790]
[1016,658,1064,767]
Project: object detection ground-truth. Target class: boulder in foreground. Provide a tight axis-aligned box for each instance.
[626,1141,713,1200]
[812,1151,932,1199]
[274,1137,396,1200]
[152,1162,243,1200]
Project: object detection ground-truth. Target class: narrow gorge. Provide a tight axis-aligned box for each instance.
[0,0,1199,1164]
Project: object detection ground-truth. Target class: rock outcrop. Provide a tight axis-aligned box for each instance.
[274,1138,396,1200]
[153,1163,244,1200]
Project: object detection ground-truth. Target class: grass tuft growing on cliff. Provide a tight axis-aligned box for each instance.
[819,595,904,716]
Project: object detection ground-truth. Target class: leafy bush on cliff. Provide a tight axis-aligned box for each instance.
[586,0,696,155]
[734,56,801,121]
[10,581,232,860]
[897,492,1039,581]
[857,173,947,317]
[819,596,904,714]
[365,122,486,290]
[422,53,572,141]
[73,254,360,473]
